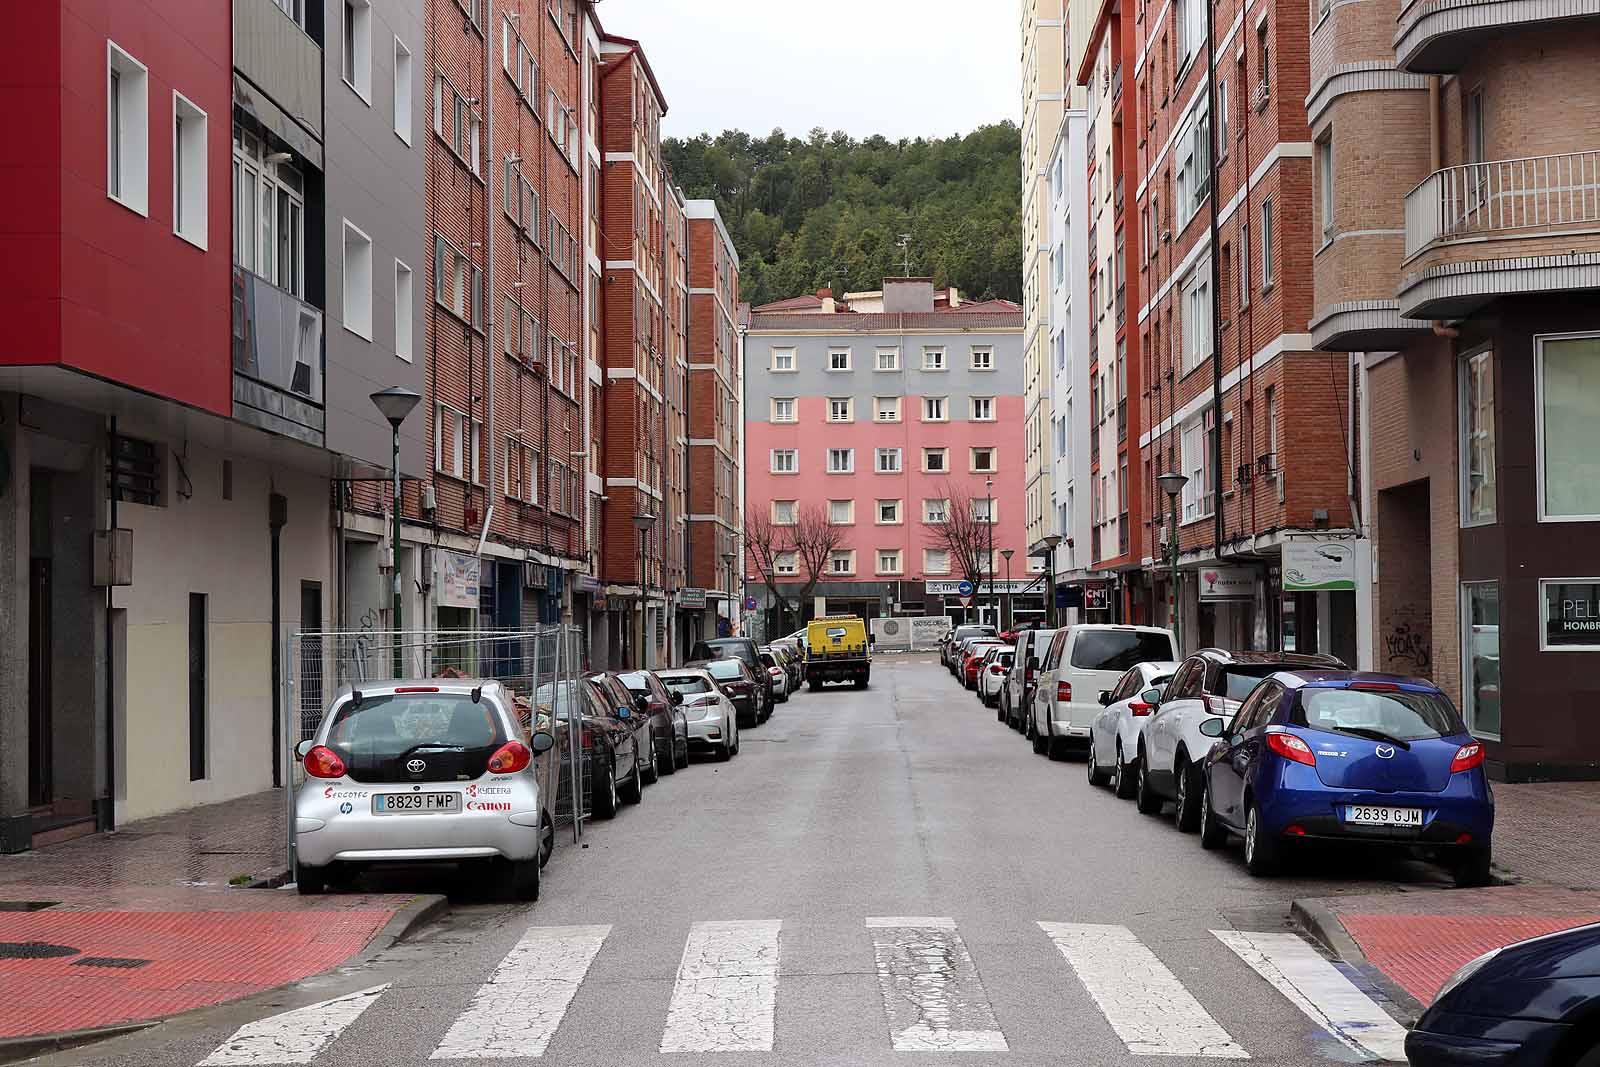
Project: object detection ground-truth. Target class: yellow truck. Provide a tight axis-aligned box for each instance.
[804,615,872,690]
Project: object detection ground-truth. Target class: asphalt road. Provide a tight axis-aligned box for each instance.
[49,654,1439,1067]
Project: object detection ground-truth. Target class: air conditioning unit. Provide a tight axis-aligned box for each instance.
[1257,453,1278,479]
[1236,462,1254,487]
[421,484,438,512]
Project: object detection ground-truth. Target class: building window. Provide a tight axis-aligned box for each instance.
[1217,80,1229,159]
[828,397,853,422]
[1460,346,1496,525]
[393,38,413,144]
[1174,97,1212,225]
[827,448,854,473]
[972,498,997,523]
[770,449,797,474]
[342,220,373,340]
[434,72,480,173]
[829,499,854,525]
[971,447,996,473]
[107,42,149,215]
[875,397,901,422]
[172,93,207,248]
[234,129,307,295]
[771,348,796,372]
[1465,89,1486,164]
[1261,199,1275,288]
[923,499,949,525]
[876,448,902,473]
[922,347,947,371]
[772,397,796,423]
[1181,411,1216,521]
[772,500,797,525]
[1182,264,1212,373]
[923,448,948,473]
[433,234,482,327]
[1537,333,1600,520]
[830,550,855,575]
[877,549,903,575]
[828,348,852,371]
[877,499,902,525]
[342,0,372,103]
[1461,582,1500,738]
[924,548,951,574]
[775,551,798,576]
[1316,135,1334,240]
[923,396,948,422]
[876,347,901,371]
[971,396,996,421]
[394,260,413,361]
[970,346,995,371]
[1239,219,1250,309]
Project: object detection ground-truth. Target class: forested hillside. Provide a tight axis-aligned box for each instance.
[663,124,1022,308]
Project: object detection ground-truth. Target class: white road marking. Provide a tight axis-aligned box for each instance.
[197,985,389,1065]
[660,920,782,1053]
[867,917,1008,1052]
[1213,930,1409,1063]
[430,924,611,1060]
[1039,922,1249,1058]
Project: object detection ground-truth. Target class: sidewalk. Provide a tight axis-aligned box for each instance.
[0,791,438,1053]
[1297,780,1600,1013]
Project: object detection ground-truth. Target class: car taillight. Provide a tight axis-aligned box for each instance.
[581,727,594,751]
[486,741,531,774]
[1266,731,1317,766]
[303,745,346,779]
[1025,669,1036,681]
[1129,701,1154,716]
[989,664,1004,675]
[1451,742,1485,774]
[1056,681,1072,701]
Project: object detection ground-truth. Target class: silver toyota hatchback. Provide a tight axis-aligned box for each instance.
[293,679,555,900]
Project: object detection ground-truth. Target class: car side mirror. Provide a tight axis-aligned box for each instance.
[634,694,650,713]
[294,739,314,761]
[1199,717,1225,738]
[1142,688,1163,708]
[670,690,684,706]
[616,704,631,719]
[530,730,556,754]
[1097,690,1113,706]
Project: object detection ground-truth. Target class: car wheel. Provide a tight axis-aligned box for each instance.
[1243,798,1281,876]
[505,857,540,902]
[1454,844,1492,888]
[730,722,740,756]
[675,739,689,770]
[1135,753,1163,815]
[620,752,644,805]
[1086,742,1112,787]
[1570,1042,1600,1067]
[997,692,1008,724]
[1198,777,1228,850]
[538,810,556,868]
[1031,719,1048,754]
[1025,711,1037,742]
[1113,743,1138,800]
[809,679,821,692]
[594,758,619,819]
[642,736,660,785]
[295,862,327,895]
[657,733,675,777]
[1047,732,1067,761]
[1174,756,1203,833]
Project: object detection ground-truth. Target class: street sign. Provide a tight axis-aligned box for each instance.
[957,579,975,597]
[960,595,974,608]
[743,596,758,612]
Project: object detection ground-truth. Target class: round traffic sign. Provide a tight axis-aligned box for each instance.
[743,597,758,612]
[957,579,974,597]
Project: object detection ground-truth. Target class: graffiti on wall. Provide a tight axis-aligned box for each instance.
[1382,605,1432,674]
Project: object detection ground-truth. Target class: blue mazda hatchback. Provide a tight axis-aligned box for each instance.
[1197,671,1493,884]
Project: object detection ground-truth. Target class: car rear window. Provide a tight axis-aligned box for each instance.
[326,692,507,781]
[661,674,714,696]
[825,627,848,638]
[1292,688,1465,742]
[1220,667,1277,701]
[617,671,650,694]
[1069,630,1174,671]
[954,626,996,642]
[706,660,743,681]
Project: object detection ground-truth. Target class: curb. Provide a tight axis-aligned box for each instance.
[353,893,451,965]
[1292,897,1426,1024]
[0,1021,157,1065]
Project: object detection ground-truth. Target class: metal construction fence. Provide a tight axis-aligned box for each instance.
[869,615,955,652]
[281,627,590,875]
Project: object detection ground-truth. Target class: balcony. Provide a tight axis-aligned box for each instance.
[233,0,322,144]
[1400,151,1600,318]
[1395,0,1600,72]
[1118,512,1129,557]
[232,266,326,444]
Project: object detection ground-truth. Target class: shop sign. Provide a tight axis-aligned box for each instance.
[929,579,1037,596]
[437,551,481,609]
[522,562,548,589]
[576,574,601,593]
[678,587,707,609]
[1198,565,1254,602]
[1284,540,1357,592]
[1542,579,1600,650]
[1083,585,1110,611]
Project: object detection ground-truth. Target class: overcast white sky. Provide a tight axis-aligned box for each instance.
[595,0,1020,141]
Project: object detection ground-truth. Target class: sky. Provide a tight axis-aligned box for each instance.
[594,0,1020,142]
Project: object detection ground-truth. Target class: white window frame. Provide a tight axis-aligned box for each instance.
[828,499,855,525]
[771,499,798,525]
[875,396,901,423]
[342,0,373,104]
[107,41,149,216]
[775,551,799,576]
[876,347,901,371]
[1460,580,1502,739]
[969,346,995,371]
[1261,198,1276,289]
[828,397,854,423]
[830,550,856,575]
[875,447,902,474]
[771,397,797,423]
[876,549,903,576]
[922,346,947,371]
[393,38,413,144]
[1538,577,1600,653]
[876,499,902,525]
[922,447,949,474]
[970,447,997,473]
[922,396,948,422]
[971,498,998,524]
[970,396,996,421]
[1535,331,1600,522]
[394,260,413,361]
[1459,345,1495,527]
[1317,135,1333,240]
[1181,263,1212,374]
[924,548,951,574]
[827,347,852,371]
[770,448,798,474]
[172,92,207,248]
[771,347,797,372]
[341,220,373,341]
[1181,412,1215,522]
[923,498,949,524]
[827,447,855,474]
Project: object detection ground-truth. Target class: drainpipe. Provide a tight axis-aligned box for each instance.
[1205,0,1225,554]
[480,0,497,594]
[102,416,118,832]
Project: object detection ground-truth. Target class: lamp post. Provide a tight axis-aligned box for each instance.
[1156,471,1189,656]
[985,476,995,628]
[721,549,737,638]
[1000,548,1015,631]
[1040,534,1062,627]
[370,387,421,679]
[633,511,657,667]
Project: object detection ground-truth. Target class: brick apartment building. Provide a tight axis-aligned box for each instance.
[1310,5,1600,776]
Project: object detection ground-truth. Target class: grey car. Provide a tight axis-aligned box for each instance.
[657,668,740,760]
[293,679,556,901]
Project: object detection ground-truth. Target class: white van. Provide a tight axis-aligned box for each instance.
[1029,624,1177,759]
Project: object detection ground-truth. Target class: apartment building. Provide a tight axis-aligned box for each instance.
[0,0,427,843]
[744,280,1033,626]
[1311,6,1600,776]
[1046,111,1093,608]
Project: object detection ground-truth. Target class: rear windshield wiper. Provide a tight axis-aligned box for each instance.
[1334,727,1413,749]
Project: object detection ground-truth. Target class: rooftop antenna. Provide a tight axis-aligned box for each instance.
[897,234,913,276]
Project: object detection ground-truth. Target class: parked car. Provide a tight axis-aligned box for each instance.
[570,675,650,816]
[768,643,803,692]
[657,668,740,761]
[690,637,774,720]
[944,624,998,672]
[759,649,791,703]
[1406,920,1600,1065]
[617,670,690,778]
[1139,649,1346,828]
[1002,628,1058,731]
[1199,671,1493,884]
[1030,625,1177,758]
[690,657,763,727]
[977,646,1015,708]
[961,639,1007,690]
[1087,660,1180,797]
[293,679,558,899]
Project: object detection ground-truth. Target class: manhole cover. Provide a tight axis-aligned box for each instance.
[72,957,151,969]
[0,942,79,959]
[0,901,59,912]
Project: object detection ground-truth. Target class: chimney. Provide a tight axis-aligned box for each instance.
[816,288,832,300]
[882,277,935,314]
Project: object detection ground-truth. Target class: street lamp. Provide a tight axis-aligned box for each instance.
[370,386,421,679]
[1156,471,1189,656]
[985,476,995,628]
[721,549,737,638]
[1000,548,1015,631]
[1040,534,1062,627]
[633,511,657,667]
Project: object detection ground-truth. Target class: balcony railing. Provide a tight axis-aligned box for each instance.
[1111,65,1123,102]
[233,266,324,404]
[1406,150,1600,257]
[1117,399,1127,441]
[1118,512,1129,556]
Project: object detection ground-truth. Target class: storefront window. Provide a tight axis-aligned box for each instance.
[1460,582,1500,738]
[1459,347,1495,525]
[1539,334,1600,520]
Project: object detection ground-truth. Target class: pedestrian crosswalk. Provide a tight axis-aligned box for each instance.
[196,917,1410,1064]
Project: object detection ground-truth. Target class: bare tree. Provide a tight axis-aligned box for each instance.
[924,481,995,596]
[791,502,846,622]
[744,508,795,634]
